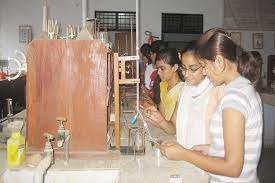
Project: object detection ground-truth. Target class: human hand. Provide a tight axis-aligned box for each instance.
[140,85,150,96]
[143,106,165,126]
[159,142,185,160]
[140,99,154,110]
[191,144,210,155]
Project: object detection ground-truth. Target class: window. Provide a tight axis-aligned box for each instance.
[95,11,136,31]
[162,13,203,34]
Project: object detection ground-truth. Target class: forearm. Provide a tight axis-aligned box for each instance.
[179,148,242,177]
[158,119,176,135]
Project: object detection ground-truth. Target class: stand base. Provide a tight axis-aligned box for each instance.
[109,146,145,155]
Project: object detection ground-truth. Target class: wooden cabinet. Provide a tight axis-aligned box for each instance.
[27,40,108,152]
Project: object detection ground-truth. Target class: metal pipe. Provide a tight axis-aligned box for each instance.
[63,130,70,165]
[34,156,52,183]
[136,0,140,54]
[135,0,140,113]
[82,0,87,28]
[130,16,133,56]
[42,0,48,32]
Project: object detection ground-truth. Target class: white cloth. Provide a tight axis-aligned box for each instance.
[144,64,155,89]
[176,77,213,149]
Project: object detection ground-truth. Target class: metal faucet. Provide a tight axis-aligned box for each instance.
[6,98,13,122]
[43,133,54,164]
[56,117,70,165]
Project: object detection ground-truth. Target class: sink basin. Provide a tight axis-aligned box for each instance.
[44,169,120,183]
[4,168,120,183]
[4,158,120,183]
[4,151,121,183]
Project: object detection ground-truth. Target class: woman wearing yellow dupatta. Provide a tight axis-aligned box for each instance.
[159,80,183,121]
[141,48,184,134]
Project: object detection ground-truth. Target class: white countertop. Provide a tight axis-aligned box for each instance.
[2,111,208,183]
[3,149,207,183]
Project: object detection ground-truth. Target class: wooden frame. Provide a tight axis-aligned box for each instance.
[253,33,264,49]
[19,25,32,43]
[230,32,241,46]
[113,54,140,150]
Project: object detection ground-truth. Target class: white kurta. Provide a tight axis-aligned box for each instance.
[144,64,155,89]
[176,77,213,149]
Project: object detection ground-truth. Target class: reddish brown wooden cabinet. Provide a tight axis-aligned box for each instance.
[27,40,108,152]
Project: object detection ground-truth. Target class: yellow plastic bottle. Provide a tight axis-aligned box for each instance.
[7,131,25,168]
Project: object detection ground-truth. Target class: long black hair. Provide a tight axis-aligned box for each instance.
[156,48,185,81]
[152,48,184,104]
[150,40,168,54]
[140,43,152,64]
[150,40,168,105]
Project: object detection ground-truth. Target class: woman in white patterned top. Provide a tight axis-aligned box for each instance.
[159,28,263,183]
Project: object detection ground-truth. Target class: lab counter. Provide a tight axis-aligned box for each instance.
[2,111,208,183]
[3,147,208,183]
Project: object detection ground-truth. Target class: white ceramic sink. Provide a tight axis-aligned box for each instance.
[44,169,120,183]
[4,158,120,183]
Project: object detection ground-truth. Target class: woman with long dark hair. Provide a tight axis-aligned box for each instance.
[160,28,263,183]
[142,48,184,134]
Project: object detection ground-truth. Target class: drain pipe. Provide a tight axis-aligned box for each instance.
[34,156,52,183]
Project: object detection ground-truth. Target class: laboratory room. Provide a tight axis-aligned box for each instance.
[0,0,275,182]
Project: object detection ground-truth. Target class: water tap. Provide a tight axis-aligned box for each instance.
[57,117,67,147]
[44,133,54,164]
[56,117,70,164]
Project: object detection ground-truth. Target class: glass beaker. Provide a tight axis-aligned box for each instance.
[128,126,145,153]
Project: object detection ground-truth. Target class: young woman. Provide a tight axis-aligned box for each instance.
[176,44,223,149]
[144,44,223,145]
[149,40,168,104]
[140,41,167,106]
[142,48,184,134]
[160,28,263,183]
[140,43,154,89]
